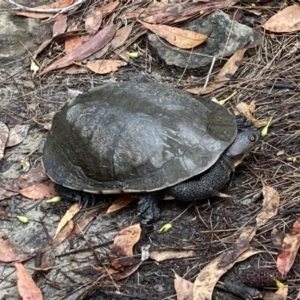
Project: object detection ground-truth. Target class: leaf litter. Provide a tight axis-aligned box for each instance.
[1,1,295,298]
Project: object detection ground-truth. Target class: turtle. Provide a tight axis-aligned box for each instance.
[43,81,260,222]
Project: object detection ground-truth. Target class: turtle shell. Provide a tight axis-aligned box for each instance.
[43,82,237,193]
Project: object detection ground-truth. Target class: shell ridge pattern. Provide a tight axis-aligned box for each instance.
[43,82,237,192]
[111,97,140,190]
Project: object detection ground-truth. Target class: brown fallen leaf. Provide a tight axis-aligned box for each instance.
[64,65,88,74]
[85,10,103,34]
[0,122,9,161]
[15,262,43,300]
[111,25,133,49]
[98,1,120,15]
[13,164,48,190]
[33,29,84,58]
[68,208,102,240]
[193,249,262,300]
[234,101,268,128]
[0,231,30,262]
[276,285,288,299]
[64,22,82,54]
[150,250,195,262]
[219,227,257,268]
[84,60,127,74]
[139,21,207,49]
[6,124,30,147]
[106,195,138,214]
[263,5,300,33]
[19,182,57,200]
[174,273,193,300]
[0,185,17,201]
[271,227,285,252]
[277,219,300,276]
[39,248,56,270]
[235,101,256,119]
[82,0,120,36]
[52,220,74,246]
[264,285,288,300]
[187,48,247,95]
[139,0,238,24]
[15,0,74,19]
[111,223,141,266]
[54,203,82,238]
[52,14,68,37]
[110,224,142,280]
[256,185,280,228]
[40,23,116,75]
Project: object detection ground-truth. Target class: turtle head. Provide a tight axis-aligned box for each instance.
[225,128,261,169]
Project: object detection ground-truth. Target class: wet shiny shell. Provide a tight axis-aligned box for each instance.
[43,82,237,193]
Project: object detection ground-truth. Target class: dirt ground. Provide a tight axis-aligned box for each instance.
[1,1,300,299]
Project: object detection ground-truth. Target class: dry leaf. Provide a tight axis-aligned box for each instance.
[140,21,207,49]
[0,122,9,161]
[235,101,256,120]
[150,250,195,262]
[174,273,193,300]
[40,23,116,75]
[13,164,48,189]
[187,48,247,95]
[234,101,268,128]
[271,227,285,252]
[52,220,74,246]
[276,285,288,299]
[111,25,133,49]
[193,249,261,300]
[85,10,103,34]
[64,65,88,74]
[19,182,57,200]
[264,285,288,300]
[277,219,300,276]
[106,195,138,214]
[110,224,142,280]
[52,14,67,37]
[263,5,300,33]
[256,185,280,228]
[84,60,127,74]
[111,224,141,261]
[39,248,56,270]
[98,1,120,14]
[54,203,82,238]
[15,263,43,300]
[219,227,257,268]
[64,21,82,54]
[0,231,30,262]
[68,208,102,240]
[6,125,30,147]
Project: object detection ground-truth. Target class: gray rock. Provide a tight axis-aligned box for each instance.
[0,1,51,63]
[148,10,262,69]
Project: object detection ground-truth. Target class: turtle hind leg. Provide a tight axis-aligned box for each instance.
[137,190,166,223]
[55,184,100,207]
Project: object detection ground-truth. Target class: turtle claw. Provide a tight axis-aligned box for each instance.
[137,191,165,223]
[55,184,98,207]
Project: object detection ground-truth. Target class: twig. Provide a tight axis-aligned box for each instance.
[3,0,86,14]
[199,56,216,94]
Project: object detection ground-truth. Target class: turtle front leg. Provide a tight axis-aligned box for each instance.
[167,156,231,202]
[137,190,166,223]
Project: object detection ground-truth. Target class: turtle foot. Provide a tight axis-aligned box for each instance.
[137,191,165,223]
[55,184,98,207]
